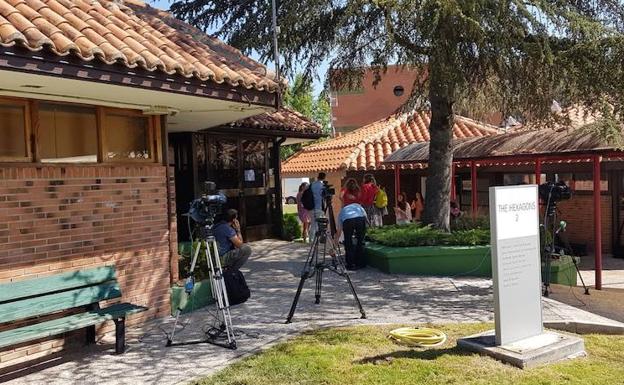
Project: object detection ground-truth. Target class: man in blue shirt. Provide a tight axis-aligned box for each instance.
[308,172,327,241]
[335,203,367,270]
[213,209,251,271]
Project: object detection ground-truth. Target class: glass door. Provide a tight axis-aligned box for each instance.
[205,135,273,241]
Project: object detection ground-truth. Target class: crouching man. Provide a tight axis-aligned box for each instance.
[213,209,251,271]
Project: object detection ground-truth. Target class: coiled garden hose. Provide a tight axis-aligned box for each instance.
[388,327,447,347]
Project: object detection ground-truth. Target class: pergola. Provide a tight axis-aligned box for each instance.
[384,129,624,290]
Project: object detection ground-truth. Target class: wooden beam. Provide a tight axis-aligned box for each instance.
[471,161,478,218]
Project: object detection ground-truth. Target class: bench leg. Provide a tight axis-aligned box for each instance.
[86,325,96,345]
[114,318,126,354]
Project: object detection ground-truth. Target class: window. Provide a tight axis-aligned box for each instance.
[0,102,30,161]
[39,103,98,163]
[104,112,153,161]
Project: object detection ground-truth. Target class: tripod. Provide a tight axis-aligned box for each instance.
[166,225,237,349]
[286,195,366,323]
[542,205,590,297]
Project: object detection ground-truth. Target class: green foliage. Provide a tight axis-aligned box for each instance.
[178,242,211,281]
[279,74,333,160]
[194,324,624,385]
[283,213,302,241]
[171,0,624,229]
[450,216,490,231]
[367,223,489,247]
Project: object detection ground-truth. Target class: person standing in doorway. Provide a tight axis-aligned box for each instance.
[296,182,311,242]
[334,203,367,270]
[411,192,424,222]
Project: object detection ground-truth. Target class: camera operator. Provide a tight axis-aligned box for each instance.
[213,209,251,271]
[309,172,327,241]
[334,203,367,270]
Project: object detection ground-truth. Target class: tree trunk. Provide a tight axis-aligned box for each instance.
[422,75,455,231]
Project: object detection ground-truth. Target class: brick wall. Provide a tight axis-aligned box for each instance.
[557,193,612,254]
[0,164,173,369]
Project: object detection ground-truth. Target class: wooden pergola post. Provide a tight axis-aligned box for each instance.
[394,166,401,203]
[593,155,603,290]
[451,162,456,202]
[535,157,542,185]
[471,161,477,218]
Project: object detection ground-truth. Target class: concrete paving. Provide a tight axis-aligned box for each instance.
[2,240,623,385]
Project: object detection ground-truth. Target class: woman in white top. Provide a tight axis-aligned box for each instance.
[394,192,412,225]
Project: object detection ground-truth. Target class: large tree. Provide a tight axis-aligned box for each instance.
[171,0,624,230]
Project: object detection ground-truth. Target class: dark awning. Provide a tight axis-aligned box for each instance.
[384,129,621,164]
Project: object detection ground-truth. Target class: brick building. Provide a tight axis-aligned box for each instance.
[329,66,419,133]
[0,0,320,371]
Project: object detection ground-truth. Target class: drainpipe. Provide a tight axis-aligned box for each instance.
[161,115,179,285]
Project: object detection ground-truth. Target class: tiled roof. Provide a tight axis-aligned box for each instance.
[282,109,500,173]
[228,108,323,136]
[0,0,278,92]
[384,128,621,165]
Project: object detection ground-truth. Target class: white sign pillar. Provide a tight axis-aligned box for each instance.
[489,185,542,345]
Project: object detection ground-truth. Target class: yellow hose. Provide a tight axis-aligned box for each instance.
[388,327,447,347]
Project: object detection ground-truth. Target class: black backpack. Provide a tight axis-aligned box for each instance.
[223,269,250,306]
[301,186,315,210]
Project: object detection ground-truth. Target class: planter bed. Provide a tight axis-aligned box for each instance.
[365,242,492,277]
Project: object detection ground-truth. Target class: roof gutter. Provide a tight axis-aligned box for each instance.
[0,46,277,108]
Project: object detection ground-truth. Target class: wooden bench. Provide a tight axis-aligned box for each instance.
[0,266,147,355]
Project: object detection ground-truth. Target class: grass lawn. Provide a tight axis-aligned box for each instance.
[194,323,624,385]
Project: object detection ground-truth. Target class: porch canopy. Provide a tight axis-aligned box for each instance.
[383,128,624,290]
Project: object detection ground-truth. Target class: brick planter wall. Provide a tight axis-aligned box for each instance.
[0,164,173,369]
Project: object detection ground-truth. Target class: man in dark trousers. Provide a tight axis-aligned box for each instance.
[334,203,367,270]
[213,209,251,271]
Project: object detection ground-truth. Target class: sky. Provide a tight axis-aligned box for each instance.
[149,0,327,96]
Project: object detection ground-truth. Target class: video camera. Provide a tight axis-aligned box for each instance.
[538,181,571,217]
[188,181,227,226]
[322,180,335,197]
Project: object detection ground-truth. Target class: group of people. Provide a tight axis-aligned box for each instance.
[296,173,431,270]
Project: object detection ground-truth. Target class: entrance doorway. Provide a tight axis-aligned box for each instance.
[170,132,280,242]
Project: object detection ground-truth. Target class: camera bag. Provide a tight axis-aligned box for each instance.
[223,269,251,305]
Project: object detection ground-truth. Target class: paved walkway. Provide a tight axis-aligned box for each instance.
[2,240,623,385]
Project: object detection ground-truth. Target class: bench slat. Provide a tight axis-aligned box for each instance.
[0,303,147,350]
[0,267,116,303]
[0,282,122,324]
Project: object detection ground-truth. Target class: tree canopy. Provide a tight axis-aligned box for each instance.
[280,74,333,160]
[171,0,624,230]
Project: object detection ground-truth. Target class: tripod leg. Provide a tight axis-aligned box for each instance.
[572,257,590,295]
[315,267,323,304]
[343,271,366,319]
[286,272,309,323]
[207,239,236,348]
[286,237,319,323]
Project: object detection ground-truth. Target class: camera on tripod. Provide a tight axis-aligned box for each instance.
[538,181,571,216]
[189,181,227,227]
[322,180,335,197]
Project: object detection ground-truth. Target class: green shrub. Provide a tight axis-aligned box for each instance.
[367,223,490,247]
[450,215,490,231]
[283,213,302,241]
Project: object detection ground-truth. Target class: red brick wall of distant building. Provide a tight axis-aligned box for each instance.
[558,194,612,255]
[331,67,418,133]
[0,164,173,369]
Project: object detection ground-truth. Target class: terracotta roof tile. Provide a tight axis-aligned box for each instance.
[227,108,323,136]
[282,109,500,174]
[0,0,278,93]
